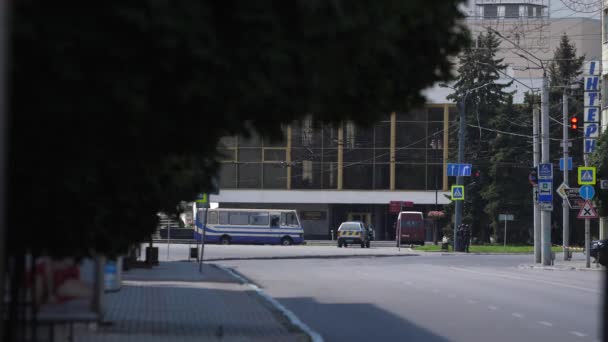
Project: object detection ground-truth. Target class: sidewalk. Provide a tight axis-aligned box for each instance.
[519,252,606,271]
[71,262,311,341]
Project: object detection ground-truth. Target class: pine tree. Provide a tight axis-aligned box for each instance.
[447,29,513,241]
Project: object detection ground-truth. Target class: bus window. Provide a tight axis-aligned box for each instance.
[249,212,270,226]
[207,211,218,225]
[229,212,249,225]
[281,211,299,227]
[219,211,229,225]
[270,213,280,228]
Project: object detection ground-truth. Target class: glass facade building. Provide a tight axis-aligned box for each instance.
[213,104,457,240]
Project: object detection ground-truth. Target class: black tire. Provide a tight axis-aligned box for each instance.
[344,243,348,248]
[281,236,293,246]
[366,241,371,248]
[360,242,365,248]
[220,235,231,245]
[338,241,343,248]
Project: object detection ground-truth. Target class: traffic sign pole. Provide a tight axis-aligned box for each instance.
[562,90,569,261]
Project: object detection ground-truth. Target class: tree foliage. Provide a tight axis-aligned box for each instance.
[447,29,512,241]
[10,0,469,256]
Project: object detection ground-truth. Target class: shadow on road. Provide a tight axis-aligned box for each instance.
[279,297,449,342]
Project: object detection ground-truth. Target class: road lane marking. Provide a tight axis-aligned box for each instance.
[487,305,498,311]
[466,299,477,304]
[569,331,587,337]
[538,321,553,327]
[448,267,600,294]
[512,313,524,318]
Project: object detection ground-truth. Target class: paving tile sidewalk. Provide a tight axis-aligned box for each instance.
[520,253,606,271]
[71,262,310,342]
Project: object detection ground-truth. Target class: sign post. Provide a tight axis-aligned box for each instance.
[499,214,515,251]
[578,166,597,268]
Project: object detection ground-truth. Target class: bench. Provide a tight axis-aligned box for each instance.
[36,299,99,342]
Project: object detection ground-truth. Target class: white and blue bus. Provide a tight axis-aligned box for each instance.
[194,208,304,245]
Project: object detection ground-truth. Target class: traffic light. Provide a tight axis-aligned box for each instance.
[570,116,578,131]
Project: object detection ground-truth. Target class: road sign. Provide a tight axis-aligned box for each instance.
[447,163,472,177]
[601,179,608,190]
[578,166,596,185]
[556,183,569,199]
[538,163,553,180]
[498,214,514,221]
[579,185,596,200]
[559,158,573,171]
[540,203,553,211]
[564,187,584,209]
[537,179,553,203]
[577,200,598,219]
[451,185,465,201]
[389,201,414,213]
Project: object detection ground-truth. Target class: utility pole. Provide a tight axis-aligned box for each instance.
[541,74,552,266]
[454,99,466,252]
[533,105,541,263]
[562,90,570,261]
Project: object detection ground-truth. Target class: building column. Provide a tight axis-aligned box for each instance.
[337,124,344,190]
[390,112,396,190]
[286,125,292,190]
[443,105,449,191]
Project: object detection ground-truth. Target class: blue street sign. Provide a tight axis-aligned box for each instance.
[579,185,595,200]
[447,163,472,177]
[538,163,553,180]
[538,179,553,203]
[559,158,573,171]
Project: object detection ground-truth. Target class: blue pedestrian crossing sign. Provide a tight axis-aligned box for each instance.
[578,167,596,185]
[451,185,465,201]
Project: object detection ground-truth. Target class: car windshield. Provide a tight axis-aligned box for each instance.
[339,223,361,231]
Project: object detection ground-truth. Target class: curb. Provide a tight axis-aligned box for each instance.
[204,253,418,262]
[519,264,605,271]
[215,264,324,342]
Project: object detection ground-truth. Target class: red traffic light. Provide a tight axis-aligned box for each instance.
[570,117,578,130]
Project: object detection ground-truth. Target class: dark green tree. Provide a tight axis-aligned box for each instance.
[547,34,585,245]
[447,29,512,241]
[8,2,471,339]
[481,94,535,244]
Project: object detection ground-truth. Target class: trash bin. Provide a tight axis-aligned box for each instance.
[104,257,123,292]
[146,247,159,265]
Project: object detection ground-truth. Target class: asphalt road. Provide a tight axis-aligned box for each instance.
[217,252,604,342]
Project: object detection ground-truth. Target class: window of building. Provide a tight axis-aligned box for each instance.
[395,164,426,190]
[262,164,287,189]
[219,163,237,189]
[263,149,286,162]
[238,163,262,188]
[343,163,373,189]
[302,117,313,146]
[302,160,313,183]
[504,5,519,18]
[239,148,262,162]
[345,122,356,149]
[483,5,497,18]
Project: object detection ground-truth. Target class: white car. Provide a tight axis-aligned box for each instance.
[337,221,370,248]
